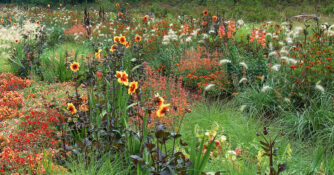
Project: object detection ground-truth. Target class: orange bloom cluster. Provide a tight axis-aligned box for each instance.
[0,110,65,174]
[0,74,30,122]
[0,91,23,121]
[177,47,221,72]
[176,47,228,93]
[227,19,235,39]
[79,95,89,112]
[0,73,31,92]
[132,62,192,128]
[249,29,266,47]
[219,24,225,38]
[218,19,236,39]
[64,24,88,37]
[271,29,333,99]
[0,73,67,173]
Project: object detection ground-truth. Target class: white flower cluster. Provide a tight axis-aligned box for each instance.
[0,20,43,49]
[162,29,178,45]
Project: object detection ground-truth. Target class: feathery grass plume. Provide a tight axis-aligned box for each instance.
[202,33,209,39]
[292,27,303,38]
[281,22,289,26]
[271,64,281,71]
[286,37,293,45]
[240,105,247,112]
[315,81,325,93]
[226,150,237,161]
[219,59,231,65]
[284,97,291,103]
[237,19,245,27]
[261,85,271,92]
[239,77,247,84]
[268,51,277,58]
[269,42,273,50]
[239,62,248,69]
[325,24,334,36]
[321,22,329,29]
[288,58,298,65]
[281,56,289,61]
[204,84,215,91]
[265,33,273,38]
[185,37,192,42]
[280,47,289,56]
[281,56,297,64]
[208,28,215,34]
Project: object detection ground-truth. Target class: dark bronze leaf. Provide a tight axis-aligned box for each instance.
[277,163,287,174]
[170,133,182,139]
[179,139,188,146]
[260,141,269,147]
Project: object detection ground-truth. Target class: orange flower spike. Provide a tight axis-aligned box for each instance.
[156,103,170,117]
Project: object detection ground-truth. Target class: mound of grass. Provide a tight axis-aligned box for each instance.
[39,42,91,82]
[180,101,334,174]
[0,51,11,73]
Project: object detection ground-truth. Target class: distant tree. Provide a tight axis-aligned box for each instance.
[233,0,241,5]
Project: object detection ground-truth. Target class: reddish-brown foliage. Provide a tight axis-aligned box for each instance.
[129,62,194,129]
[64,24,88,37]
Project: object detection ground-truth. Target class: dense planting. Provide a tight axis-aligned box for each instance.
[0,1,333,174]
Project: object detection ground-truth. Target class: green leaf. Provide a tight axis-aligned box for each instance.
[127,102,139,110]
[131,64,142,72]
